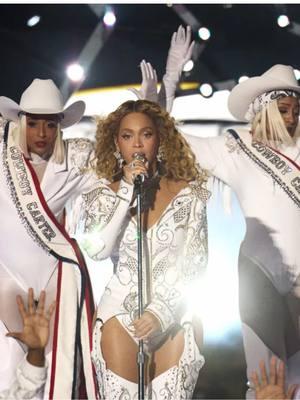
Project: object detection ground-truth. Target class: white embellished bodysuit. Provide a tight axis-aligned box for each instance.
[78,178,208,399]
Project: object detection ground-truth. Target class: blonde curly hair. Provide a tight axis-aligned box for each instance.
[94,100,207,184]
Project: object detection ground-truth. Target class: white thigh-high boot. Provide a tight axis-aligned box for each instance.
[149,323,205,400]
[92,319,138,400]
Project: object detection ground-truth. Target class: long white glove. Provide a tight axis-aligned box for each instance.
[128,59,158,103]
[158,25,194,112]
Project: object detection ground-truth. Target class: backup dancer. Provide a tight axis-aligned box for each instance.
[0,79,98,398]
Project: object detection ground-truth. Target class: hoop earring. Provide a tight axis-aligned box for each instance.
[113,149,124,168]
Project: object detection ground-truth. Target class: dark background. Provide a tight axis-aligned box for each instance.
[1,3,300,102]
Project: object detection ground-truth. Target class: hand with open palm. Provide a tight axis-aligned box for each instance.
[251,357,298,400]
[6,288,56,366]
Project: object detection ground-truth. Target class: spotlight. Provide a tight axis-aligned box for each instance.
[277,15,290,28]
[183,60,194,73]
[103,9,116,27]
[238,75,249,83]
[66,63,85,82]
[199,83,213,98]
[198,27,211,41]
[27,15,40,27]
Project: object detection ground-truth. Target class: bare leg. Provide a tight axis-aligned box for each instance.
[101,316,139,382]
[92,316,140,399]
[151,328,184,378]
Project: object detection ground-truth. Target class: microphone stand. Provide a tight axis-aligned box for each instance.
[134,174,145,399]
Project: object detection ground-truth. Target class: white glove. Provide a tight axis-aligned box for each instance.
[129,59,158,103]
[158,25,194,112]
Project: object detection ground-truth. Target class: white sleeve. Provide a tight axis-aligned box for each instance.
[0,357,47,400]
[77,179,134,260]
[67,138,101,196]
[182,132,235,185]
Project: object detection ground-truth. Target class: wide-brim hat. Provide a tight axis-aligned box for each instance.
[228,64,300,121]
[0,78,85,128]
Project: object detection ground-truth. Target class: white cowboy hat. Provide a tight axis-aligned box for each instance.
[0,78,85,128]
[228,64,300,121]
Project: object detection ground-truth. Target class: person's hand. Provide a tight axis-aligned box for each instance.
[129,60,158,102]
[164,25,194,81]
[250,357,298,400]
[158,25,194,111]
[6,288,56,352]
[132,311,162,340]
[123,158,149,185]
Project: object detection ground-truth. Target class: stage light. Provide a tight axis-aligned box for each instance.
[66,63,85,82]
[277,15,290,28]
[103,10,116,27]
[27,15,40,27]
[238,75,249,83]
[183,60,194,72]
[198,27,211,41]
[199,83,213,98]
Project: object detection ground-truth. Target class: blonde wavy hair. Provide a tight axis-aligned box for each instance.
[251,98,300,147]
[95,100,207,184]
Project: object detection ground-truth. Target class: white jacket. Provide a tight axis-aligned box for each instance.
[184,127,300,294]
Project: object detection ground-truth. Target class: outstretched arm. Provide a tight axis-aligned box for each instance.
[132,26,194,112]
[158,25,194,111]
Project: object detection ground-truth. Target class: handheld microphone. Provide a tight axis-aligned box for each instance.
[132,152,147,184]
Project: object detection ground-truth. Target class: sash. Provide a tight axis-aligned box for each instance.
[2,123,98,399]
[228,129,300,208]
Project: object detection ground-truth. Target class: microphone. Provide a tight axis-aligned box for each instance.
[132,152,147,184]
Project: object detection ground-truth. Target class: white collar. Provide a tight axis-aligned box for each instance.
[29,152,49,164]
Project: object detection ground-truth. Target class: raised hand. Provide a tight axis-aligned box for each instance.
[158,25,194,112]
[7,288,56,352]
[250,357,298,400]
[165,25,194,81]
[132,311,161,340]
[129,60,158,102]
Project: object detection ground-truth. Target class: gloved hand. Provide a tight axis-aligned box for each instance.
[165,25,194,81]
[158,25,194,111]
[128,59,158,103]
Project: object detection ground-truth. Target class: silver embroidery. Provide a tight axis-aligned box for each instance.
[82,181,208,337]
[225,131,241,154]
[82,185,117,232]
[67,138,94,177]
